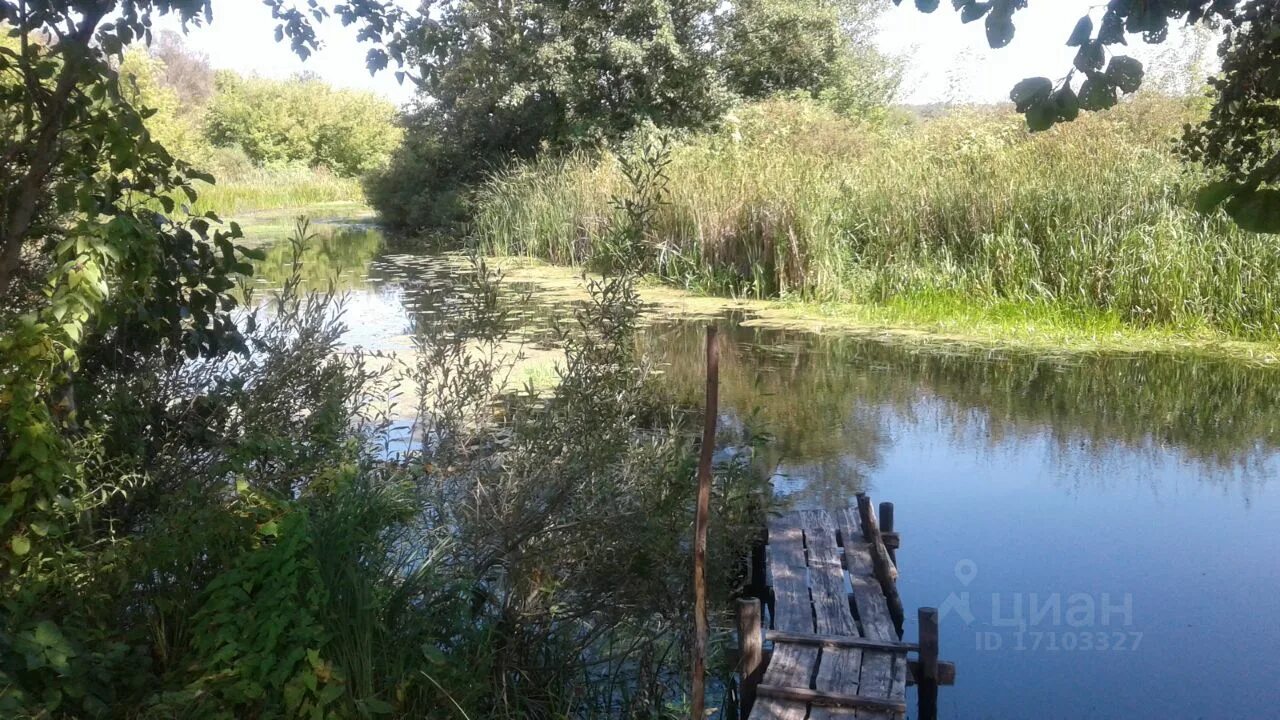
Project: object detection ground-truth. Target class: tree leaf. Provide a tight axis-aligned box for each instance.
[1194,181,1240,214]
[1226,190,1280,234]
[1078,77,1118,111]
[1054,86,1080,121]
[1098,11,1127,45]
[960,1,990,23]
[1026,101,1057,132]
[985,12,1016,48]
[916,0,940,11]
[1105,56,1144,94]
[1073,41,1105,73]
[11,535,30,556]
[1010,77,1053,113]
[1066,16,1093,46]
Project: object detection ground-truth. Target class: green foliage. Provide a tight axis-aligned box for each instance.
[473,96,1280,338]
[119,47,211,165]
[718,0,901,115]
[366,0,900,230]
[365,0,733,230]
[913,0,1280,232]
[204,72,401,177]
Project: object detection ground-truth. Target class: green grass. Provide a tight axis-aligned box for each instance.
[472,95,1280,342]
[490,256,1280,365]
[188,165,366,217]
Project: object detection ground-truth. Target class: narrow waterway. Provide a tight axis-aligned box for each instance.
[254,222,1280,719]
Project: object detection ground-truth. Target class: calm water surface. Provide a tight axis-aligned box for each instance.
[258,225,1280,719]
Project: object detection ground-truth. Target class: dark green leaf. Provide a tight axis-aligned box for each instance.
[985,12,1016,48]
[1026,101,1057,132]
[1067,16,1093,46]
[1054,86,1080,121]
[1073,41,1105,73]
[960,1,990,23]
[1195,181,1242,214]
[1010,77,1053,113]
[1078,77,1118,111]
[1098,11,1127,44]
[1226,190,1280,234]
[1105,55,1144,94]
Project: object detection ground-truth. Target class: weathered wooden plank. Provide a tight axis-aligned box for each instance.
[809,646,862,720]
[801,511,857,637]
[755,642,818,720]
[801,509,839,548]
[765,630,917,652]
[739,598,765,718]
[756,684,906,713]
[751,504,918,720]
[750,697,806,720]
[768,512,813,634]
[767,513,807,569]
[906,660,956,686]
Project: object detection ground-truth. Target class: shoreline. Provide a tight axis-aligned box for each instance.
[488,255,1280,367]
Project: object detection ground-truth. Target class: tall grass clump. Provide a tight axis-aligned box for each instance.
[472,96,1280,338]
[188,163,366,216]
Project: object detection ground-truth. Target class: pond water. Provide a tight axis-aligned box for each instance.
[254,223,1280,719]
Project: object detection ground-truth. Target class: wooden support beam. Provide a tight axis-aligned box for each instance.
[917,607,940,720]
[756,684,908,713]
[765,629,918,653]
[906,660,956,687]
[737,598,763,720]
[856,493,905,634]
[919,607,939,681]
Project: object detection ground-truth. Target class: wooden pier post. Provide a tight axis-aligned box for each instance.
[736,597,763,720]
[918,607,940,720]
[691,326,719,720]
[878,501,897,566]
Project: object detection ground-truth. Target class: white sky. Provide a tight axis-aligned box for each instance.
[160,0,1210,107]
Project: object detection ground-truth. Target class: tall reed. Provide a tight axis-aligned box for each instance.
[472,97,1280,338]
[188,164,365,216]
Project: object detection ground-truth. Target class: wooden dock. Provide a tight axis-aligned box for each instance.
[736,494,953,720]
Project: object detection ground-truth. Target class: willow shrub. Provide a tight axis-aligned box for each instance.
[473,96,1280,337]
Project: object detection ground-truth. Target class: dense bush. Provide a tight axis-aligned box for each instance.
[204,72,402,177]
[473,96,1280,337]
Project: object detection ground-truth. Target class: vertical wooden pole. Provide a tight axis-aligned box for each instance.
[879,501,896,566]
[736,597,762,720]
[918,607,939,720]
[749,535,767,599]
[692,326,719,720]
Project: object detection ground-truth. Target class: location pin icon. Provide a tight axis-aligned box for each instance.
[955,559,978,587]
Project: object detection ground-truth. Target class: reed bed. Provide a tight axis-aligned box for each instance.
[187,164,365,216]
[473,97,1280,338]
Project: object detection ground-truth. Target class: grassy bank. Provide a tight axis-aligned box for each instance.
[489,256,1280,365]
[473,97,1280,341]
[189,165,366,217]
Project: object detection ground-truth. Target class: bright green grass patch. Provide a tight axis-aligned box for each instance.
[490,256,1280,366]
[188,166,366,218]
[757,290,1280,365]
